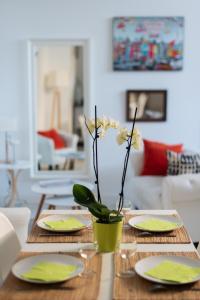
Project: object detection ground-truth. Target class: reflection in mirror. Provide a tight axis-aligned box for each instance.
[33,43,87,174]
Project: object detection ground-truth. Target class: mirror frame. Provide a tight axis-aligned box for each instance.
[28,39,92,178]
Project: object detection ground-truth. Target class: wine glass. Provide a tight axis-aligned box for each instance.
[116,241,137,278]
[79,243,98,277]
[122,200,132,216]
[115,199,132,215]
[116,199,132,229]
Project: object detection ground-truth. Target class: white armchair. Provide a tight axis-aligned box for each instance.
[38,131,79,170]
[0,212,21,284]
[59,131,79,150]
[0,207,31,246]
[125,151,200,241]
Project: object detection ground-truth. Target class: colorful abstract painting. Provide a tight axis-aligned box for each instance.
[113,17,184,71]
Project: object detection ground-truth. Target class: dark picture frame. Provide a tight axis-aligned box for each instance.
[126,90,167,122]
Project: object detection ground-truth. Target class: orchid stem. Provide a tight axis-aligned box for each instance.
[95,105,101,203]
[118,107,137,212]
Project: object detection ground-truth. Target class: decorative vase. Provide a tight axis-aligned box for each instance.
[93,220,123,252]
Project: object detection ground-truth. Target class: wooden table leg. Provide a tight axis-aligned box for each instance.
[33,194,46,223]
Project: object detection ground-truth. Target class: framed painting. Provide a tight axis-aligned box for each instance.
[113,17,184,71]
[126,90,167,122]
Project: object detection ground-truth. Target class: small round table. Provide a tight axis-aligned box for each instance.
[0,160,31,207]
[32,180,94,222]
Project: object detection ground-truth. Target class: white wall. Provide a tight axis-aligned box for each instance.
[37,46,76,132]
[0,0,200,206]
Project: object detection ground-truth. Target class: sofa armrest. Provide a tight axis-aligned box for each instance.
[162,174,200,209]
[59,131,79,150]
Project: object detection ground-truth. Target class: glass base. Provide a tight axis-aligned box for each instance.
[116,270,135,278]
[79,270,96,278]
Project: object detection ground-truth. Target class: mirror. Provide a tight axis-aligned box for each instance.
[28,39,91,178]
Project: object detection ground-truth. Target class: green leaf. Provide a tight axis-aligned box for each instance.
[108,215,123,223]
[73,184,123,224]
[73,184,96,207]
[88,202,109,219]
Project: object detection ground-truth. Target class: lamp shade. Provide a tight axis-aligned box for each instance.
[45,70,68,89]
[0,118,17,131]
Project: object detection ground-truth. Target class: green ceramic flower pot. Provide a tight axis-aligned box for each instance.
[93,220,123,253]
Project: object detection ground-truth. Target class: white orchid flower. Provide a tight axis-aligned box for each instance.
[116,127,129,145]
[131,128,142,149]
[99,128,106,138]
[109,118,119,129]
[101,116,109,130]
[87,119,95,134]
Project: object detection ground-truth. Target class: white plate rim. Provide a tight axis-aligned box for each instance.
[135,255,200,285]
[12,254,84,284]
[37,214,91,232]
[128,214,183,232]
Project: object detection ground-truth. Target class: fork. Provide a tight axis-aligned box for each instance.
[39,233,82,237]
[149,283,200,292]
[136,231,176,237]
[14,286,76,291]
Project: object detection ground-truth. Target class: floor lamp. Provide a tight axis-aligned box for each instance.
[0,118,17,163]
[45,70,68,130]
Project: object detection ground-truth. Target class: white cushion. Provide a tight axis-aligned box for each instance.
[125,176,164,209]
[130,151,144,176]
[162,174,200,205]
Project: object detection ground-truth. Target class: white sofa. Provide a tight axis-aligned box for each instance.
[125,151,200,242]
[0,207,31,246]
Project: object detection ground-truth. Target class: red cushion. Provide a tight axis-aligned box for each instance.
[141,139,183,176]
[38,129,65,149]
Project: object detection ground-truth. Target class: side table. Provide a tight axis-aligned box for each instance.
[0,160,31,207]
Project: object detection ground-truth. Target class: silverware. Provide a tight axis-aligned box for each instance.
[123,226,176,237]
[39,233,82,237]
[149,283,200,292]
[136,231,176,237]
[123,224,130,229]
[14,286,76,291]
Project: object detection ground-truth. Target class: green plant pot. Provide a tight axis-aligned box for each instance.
[93,220,123,253]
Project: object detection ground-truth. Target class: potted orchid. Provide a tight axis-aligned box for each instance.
[73,106,141,252]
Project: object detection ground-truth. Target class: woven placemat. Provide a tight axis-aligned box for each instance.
[122,214,191,244]
[28,214,94,243]
[0,251,102,300]
[113,251,200,300]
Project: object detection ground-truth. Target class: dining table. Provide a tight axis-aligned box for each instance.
[2,209,200,300]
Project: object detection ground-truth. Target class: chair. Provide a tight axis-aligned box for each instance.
[0,212,21,284]
[38,131,79,170]
[0,207,31,246]
[37,135,65,169]
[125,150,200,242]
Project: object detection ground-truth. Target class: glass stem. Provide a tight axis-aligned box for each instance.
[123,258,127,274]
[128,256,132,271]
[85,259,89,273]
